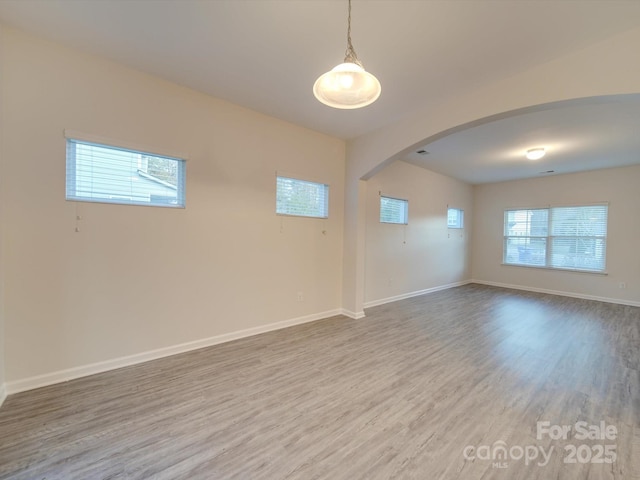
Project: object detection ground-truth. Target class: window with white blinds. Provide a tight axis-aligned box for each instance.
[380,196,408,224]
[503,204,608,272]
[447,207,464,229]
[66,138,186,208]
[549,205,608,271]
[276,176,329,218]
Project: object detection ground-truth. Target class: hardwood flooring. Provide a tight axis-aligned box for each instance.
[0,284,638,479]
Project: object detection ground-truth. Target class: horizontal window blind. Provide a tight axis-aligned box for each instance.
[380,196,408,224]
[276,176,329,218]
[504,208,549,237]
[503,205,607,272]
[66,139,186,208]
[447,208,464,228]
[549,205,608,271]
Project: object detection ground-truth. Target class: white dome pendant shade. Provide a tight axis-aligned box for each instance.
[313,0,381,109]
[313,62,381,109]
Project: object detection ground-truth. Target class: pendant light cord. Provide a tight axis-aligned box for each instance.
[344,0,362,66]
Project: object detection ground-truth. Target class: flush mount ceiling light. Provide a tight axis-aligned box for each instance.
[313,0,381,109]
[526,148,546,160]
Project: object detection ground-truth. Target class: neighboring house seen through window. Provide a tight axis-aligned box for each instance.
[66,138,186,208]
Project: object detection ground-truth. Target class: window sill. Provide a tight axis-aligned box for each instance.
[276,212,328,219]
[501,263,608,276]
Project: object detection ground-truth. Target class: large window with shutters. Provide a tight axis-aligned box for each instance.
[276,176,329,218]
[503,204,608,273]
[66,138,186,208]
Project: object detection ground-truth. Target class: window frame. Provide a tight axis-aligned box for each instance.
[503,204,608,274]
[447,207,464,229]
[275,175,329,219]
[379,195,409,225]
[65,135,186,208]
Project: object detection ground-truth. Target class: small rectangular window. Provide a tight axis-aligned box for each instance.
[380,196,408,224]
[447,208,464,228]
[66,138,186,208]
[276,176,329,218]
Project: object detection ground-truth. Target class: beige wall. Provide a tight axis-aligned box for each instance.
[1,28,345,386]
[343,25,640,315]
[365,161,473,306]
[472,165,640,305]
[0,22,5,402]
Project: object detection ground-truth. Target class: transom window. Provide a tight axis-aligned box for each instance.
[503,204,608,273]
[66,138,186,208]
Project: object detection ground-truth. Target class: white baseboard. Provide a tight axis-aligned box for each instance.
[0,383,6,409]
[5,308,344,395]
[471,280,640,308]
[341,308,365,319]
[363,280,472,309]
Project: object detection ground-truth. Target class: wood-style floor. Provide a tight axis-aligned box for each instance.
[0,285,638,479]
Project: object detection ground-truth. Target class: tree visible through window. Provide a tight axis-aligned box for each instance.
[380,196,408,224]
[276,176,329,218]
[141,155,179,187]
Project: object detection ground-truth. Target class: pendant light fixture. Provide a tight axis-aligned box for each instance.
[313,0,381,109]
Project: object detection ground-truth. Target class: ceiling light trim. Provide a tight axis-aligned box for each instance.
[526,147,546,160]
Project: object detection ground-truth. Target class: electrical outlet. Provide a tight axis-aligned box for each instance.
[297,292,304,302]
[619,282,626,289]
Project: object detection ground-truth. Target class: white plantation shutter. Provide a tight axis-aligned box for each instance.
[380,196,408,224]
[276,176,329,218]
[66,138,186,208]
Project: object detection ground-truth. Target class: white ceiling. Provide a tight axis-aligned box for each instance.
[1,0,640,183]
[403,97,640,184]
